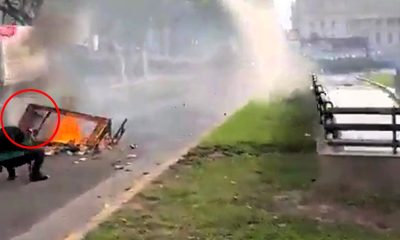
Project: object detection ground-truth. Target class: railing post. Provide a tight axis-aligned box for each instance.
[392,107,398,154]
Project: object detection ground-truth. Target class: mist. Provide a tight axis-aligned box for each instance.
[4,0,312,141]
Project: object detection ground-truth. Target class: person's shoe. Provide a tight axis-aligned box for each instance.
[30,173,49,182]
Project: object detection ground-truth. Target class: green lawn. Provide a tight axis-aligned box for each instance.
[367,73,395,87]
[85,93,399,240]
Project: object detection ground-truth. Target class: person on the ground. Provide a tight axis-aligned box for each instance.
[0,126,49,182]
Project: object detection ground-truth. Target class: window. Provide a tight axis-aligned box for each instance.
[388,33,393,44]
[376,32,381,44]
[331,20,336,29]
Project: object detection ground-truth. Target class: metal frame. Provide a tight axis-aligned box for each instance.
[311,74,400,154]
[18,103,112,149]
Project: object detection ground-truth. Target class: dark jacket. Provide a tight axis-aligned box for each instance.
[0,126,26,152]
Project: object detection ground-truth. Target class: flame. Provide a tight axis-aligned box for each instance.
[52,116,82,144]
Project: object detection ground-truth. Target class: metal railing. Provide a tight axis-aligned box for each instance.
[311,74,400,154]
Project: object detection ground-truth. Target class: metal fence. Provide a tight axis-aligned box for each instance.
[311,74,400,154]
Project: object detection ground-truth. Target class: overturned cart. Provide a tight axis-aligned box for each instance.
[312,74,400,155]
[18,103,128,153]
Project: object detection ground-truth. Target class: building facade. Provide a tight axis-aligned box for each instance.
[291,0,400,61]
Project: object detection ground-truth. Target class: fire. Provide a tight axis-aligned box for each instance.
[52,116,82,145]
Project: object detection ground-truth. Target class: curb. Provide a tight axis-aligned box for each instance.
[357,76,400,106]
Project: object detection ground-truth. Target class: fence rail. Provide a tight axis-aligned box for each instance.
[311,74,400,154]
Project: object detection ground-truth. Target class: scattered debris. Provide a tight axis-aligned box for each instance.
[114,165,124,170]
[277,223,287,228]
[76,151,86,156]
[127,154,137,159]
[129,144,138,150]
[73,161,80,164]
[79,157,87,162]
[124,187,132,191]
[304,133,311,137]
[209,152,226,159]
[142,172,150,175]
[66,151,74,156]
[45,149,55,156]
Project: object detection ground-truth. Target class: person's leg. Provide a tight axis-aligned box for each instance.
[2,149,48,182]
[2,156,30,181]
[6,167,16,181]
[24,149,48,182]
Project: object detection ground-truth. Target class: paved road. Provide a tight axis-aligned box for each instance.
[1,67,249,240]
[321,74,398,154]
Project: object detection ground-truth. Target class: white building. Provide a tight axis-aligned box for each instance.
[291,0,400,60]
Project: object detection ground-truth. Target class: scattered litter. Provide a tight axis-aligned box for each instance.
[125,162,132,166]
[114,165,124,170]
[129,144,138,149]
[124,187,132,191]
[79,157,87,162]
[45,150,55,156]
[230,180,237,185]
[107,145,113,150]
[66,151,74,156]
[224,112,227,116]
[273,216,279,220]
[304,133,311,137]
[124,168,132,172]
[76,151,86,156]
[127,154,137,159]
[142,172,150,175]
[277,223,287,228]
[73,161,80,164]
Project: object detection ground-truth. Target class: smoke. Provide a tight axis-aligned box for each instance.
[4,0,313,138]
[220,0,314,100]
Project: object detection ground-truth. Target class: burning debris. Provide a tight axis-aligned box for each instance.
[18,103,128,157]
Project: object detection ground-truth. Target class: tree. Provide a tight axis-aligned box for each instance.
[0,0,44,25]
